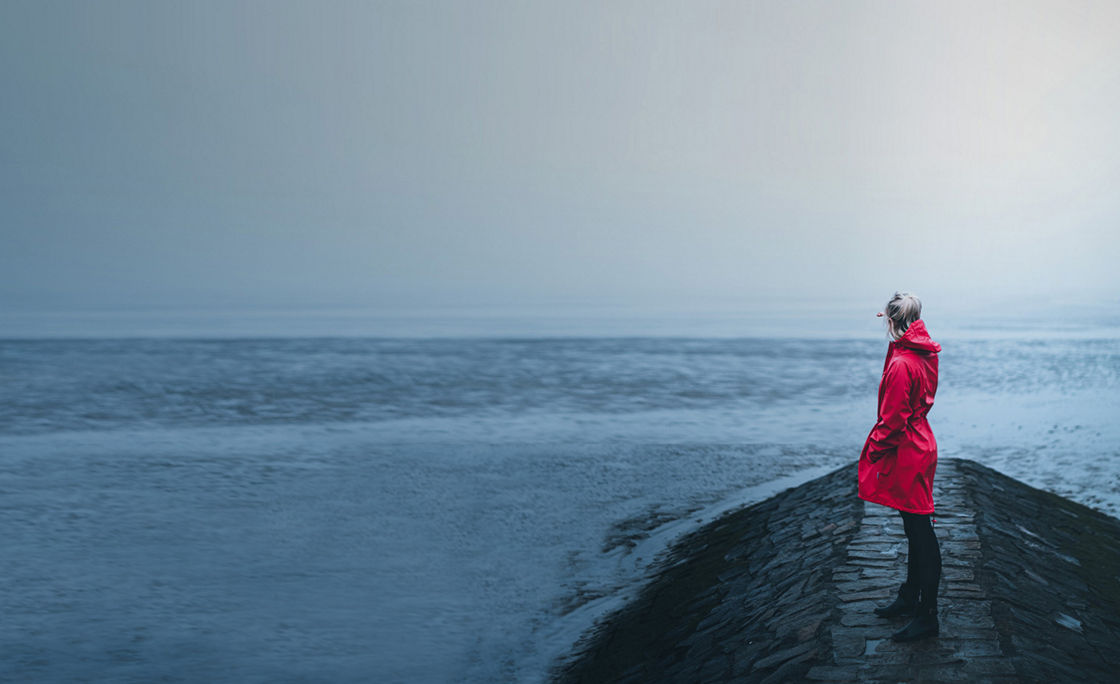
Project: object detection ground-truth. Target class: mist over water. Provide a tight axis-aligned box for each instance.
[2,319,1118,682]
[4,299,1119,339]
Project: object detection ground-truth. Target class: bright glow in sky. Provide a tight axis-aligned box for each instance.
[2,1,1119,322]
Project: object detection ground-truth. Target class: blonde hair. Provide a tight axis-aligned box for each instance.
[885,291,922,340]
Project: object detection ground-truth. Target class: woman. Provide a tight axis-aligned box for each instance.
[858,291,942,642]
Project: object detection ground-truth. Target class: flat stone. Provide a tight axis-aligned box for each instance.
[942,567,975,582]
[858,567,899,578]
[940,613,996,631]
[829,628,864,658]
[837,589,892,603]
[847,558,896,567]
[963,657,1017,675]
[943,584,986,596]
[908,650,968,667]
[942,626,1000,640]
[847,546,899,556]
[751,640,817,671]
[861,649,912,665]
[839,611,886,627]
[936,638,1004,657]
[731,642,768,676]
[835,578,897,593]
[769,609,830,641]
[759,655,815,684]
[716,565,750,583]
[806,665,863,680]
[797,615,825,642]
[942,540,983,551]
[852,533,898,543]
[898,664,972,681]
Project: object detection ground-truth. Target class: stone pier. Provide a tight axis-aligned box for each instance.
[552,459,1120,683]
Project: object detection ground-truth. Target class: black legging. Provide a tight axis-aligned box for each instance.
[899,510,942,614]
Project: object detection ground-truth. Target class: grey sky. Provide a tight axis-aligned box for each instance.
[2,1,1119,317]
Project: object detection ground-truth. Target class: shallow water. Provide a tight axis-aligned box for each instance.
[1,335,1117,682]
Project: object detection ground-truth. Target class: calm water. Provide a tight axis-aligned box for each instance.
[2,335,1118,682]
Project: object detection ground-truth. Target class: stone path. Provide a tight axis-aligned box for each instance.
[807,459,1016,682]
[555,457,1120,682]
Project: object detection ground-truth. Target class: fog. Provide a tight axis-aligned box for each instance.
[2,1,1119,334]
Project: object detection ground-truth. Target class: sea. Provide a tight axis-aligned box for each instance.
[2,308,1118,682]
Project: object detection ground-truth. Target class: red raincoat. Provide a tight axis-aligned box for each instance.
[858,319,941,514]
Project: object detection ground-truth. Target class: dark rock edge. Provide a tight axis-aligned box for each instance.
[550,462,863,683]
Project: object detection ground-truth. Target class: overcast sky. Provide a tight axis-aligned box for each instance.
[2,1,1119,320]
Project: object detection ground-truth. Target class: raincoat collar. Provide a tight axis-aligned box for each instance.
[894,319,941,353]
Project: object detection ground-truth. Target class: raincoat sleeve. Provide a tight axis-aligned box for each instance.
[865,360,913,462]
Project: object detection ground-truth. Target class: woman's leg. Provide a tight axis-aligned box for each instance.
[875,509,921,617]
[899,511,941,612]
[899,509,921,595]
[916,513,942,614]
[892,511,942,641]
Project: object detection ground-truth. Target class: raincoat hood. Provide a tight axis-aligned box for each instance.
[894,319,941,354]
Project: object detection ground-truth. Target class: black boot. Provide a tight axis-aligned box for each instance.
[891,607,939,642]
[874,583,919,618]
